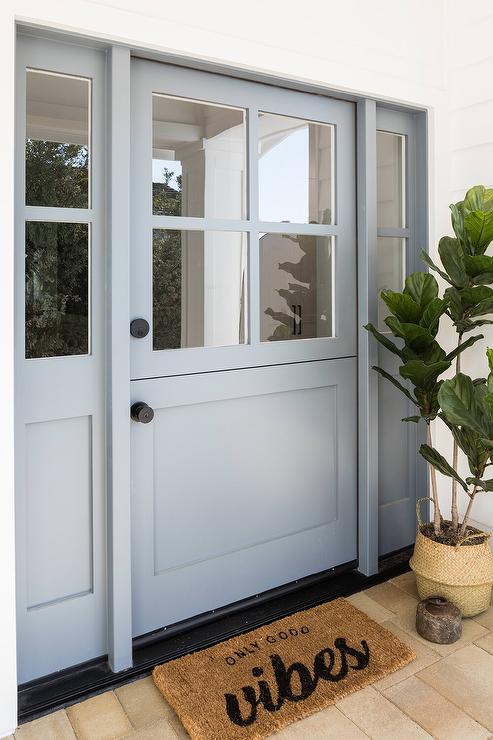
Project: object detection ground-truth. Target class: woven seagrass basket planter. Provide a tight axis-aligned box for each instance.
[410,527,493,617]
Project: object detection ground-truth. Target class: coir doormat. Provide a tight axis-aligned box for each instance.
[153,597,415,740]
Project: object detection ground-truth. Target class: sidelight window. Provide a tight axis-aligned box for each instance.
[376,131,407,331]
[26,70,90,209]
[24,69,92,358]
[25,222,89,358]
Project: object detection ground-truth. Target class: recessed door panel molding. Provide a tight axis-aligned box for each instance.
[151,386,338,574]
[130,59,356,380]
[15,36,107,683]
[26,416,93,610]
[131,358,357,637]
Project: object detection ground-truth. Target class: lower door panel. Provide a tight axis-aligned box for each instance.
[130,357,357,637]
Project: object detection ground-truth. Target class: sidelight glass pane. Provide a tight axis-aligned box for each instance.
[25,222,89,358]
[260,233,334,341]
[377,131,406,228]
[26,70,90,208]
[153,229,248,350]
[258,113,334,224]
[377,237,406,332]
[152,95,246,219]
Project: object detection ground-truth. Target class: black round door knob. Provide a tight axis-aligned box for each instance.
[131,402,154,424]
[130,318,150,338]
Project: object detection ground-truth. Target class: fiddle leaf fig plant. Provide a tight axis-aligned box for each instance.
[366,184,493,544]
[422,357,493,537]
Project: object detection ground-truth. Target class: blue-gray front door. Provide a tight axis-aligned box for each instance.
[129,59,358,638]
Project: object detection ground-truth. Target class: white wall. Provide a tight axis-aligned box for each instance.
[1,0,488,734]
[432,2,493,533]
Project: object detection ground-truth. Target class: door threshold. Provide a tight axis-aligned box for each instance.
[18,546,412,723]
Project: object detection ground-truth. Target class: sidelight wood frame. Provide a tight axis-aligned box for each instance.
[15,35,108,684]
[15,27,428,679]
[375,107,429,557]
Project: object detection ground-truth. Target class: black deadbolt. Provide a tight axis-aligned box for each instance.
[131,402,154,424]
[130,318,150,338]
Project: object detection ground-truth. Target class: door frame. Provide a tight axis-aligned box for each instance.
[15,27,429,680]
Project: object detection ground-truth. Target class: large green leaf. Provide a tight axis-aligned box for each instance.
[462,186,493,254]
[414,381,443,421]
[445,333,484,362]
[403,272,439,308]
[401,340,446,365]
[469,297,493,318]
[384,317,435,351]
[441,415,484,476]
[487,347,493,374]
[464,211,493,254]
[449,201,467,246]
[460,285,493,308]
[484,390,493,419]
[364,323,403,359]
[438,374,489,436]
[450,201,468,249]
[463,185,493,215]
[420,250,452,284]
[464,254,493,278]
[380,290,422,323]
[399,359,451,391]
[421,341,447,363]
[438,237,468,287]
[466,477,493,491]
[473,272,493,285]
[372,366,416,404]
[419,443,468,490]
[420,297,448,336]
[456,318,493,334]
[444,286,464,322]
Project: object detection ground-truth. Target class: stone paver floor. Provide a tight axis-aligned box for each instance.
[10,572,493,739]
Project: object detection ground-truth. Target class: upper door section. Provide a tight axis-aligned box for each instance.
[130,60,356,379]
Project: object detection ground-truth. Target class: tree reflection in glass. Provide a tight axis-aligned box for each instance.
[25,222,89,358]
[26,140,88,208]
[153,168,183,350]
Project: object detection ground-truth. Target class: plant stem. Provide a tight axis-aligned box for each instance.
[459,451,489,537]
[451,333,463,532]
[459,487,477,539]
[427,423,442,535]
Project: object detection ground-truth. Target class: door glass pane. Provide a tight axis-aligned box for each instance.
[260,233,334,341]
[258,113,335,225]
[377,131,406,228]
[153,229,248,350]
[25,222,89,358]
[377,237,406,331]
[26,70,90,208]
[152,95,246,219]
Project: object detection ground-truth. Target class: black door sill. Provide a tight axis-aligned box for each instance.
[18,546,412,723]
